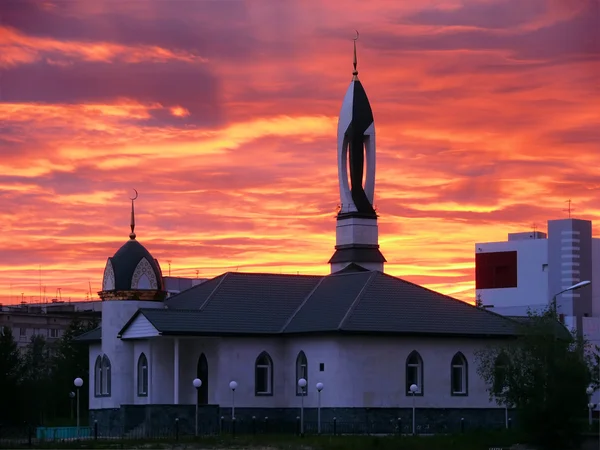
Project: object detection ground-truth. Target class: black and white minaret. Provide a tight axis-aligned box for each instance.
[329,34,386,273]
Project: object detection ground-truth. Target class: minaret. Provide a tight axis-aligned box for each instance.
[329,33,386,273]
[96,191,166,409]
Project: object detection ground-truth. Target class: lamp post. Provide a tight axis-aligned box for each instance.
[69,392,75,423]
[551,280,591,314]
[316,382,324,435]
[587,386,594,426]
[229,381,238,420]
[73,378,83,436]
[409,384,418,435]
[192,378,202,437]
[502,386,509,429]
[298,378,307,437]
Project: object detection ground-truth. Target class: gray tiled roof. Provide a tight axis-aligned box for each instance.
[119,270,520,338]
[74,326,102,342]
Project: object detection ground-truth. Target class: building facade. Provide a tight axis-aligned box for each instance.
[77,43,522,435]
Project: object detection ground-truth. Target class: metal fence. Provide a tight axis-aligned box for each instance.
[0,417,512,447]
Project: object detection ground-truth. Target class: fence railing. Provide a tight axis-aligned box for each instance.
[0,417,513,446]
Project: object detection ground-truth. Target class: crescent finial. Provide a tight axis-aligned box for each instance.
[352,30,359,79]
[129,189,138,239]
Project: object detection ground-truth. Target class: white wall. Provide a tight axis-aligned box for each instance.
[115,335,504,410]
[100,300,163,408]
[475,239,548,315]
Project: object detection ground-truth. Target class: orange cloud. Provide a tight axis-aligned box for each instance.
[0,0,598,305]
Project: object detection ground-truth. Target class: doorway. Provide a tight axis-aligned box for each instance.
[197,353,209,405]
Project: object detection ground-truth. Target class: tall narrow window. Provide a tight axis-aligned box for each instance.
[255,351,273,396]
[451,352,468,396]
[405,351,423,395]
[137,353,148,397]
[101,355,112,397]
[94,356,102,397]
[295,351,308,396]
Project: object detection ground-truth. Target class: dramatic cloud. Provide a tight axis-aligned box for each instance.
[0,0,598,304]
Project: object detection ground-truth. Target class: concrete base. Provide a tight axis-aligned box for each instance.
[335,216,379,247]
[90,405,515,436]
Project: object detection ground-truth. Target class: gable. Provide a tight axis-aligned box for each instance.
[120,313,160,340]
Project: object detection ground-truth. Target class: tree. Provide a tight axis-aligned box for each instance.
[21,335,54,423]
[49,316,99,422]
[475,307,592,450]
[0,326,23,424]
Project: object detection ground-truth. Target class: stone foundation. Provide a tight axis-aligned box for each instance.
[91,405,515,436]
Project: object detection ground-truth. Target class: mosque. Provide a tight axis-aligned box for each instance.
[77,41,519,435]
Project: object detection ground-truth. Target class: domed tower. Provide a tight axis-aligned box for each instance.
[98,192,167,408]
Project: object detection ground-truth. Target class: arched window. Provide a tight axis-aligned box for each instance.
[255,351,273,396]
[137,353,148,397]
[405,351,423,395]
[94,356,102,397]
[493,353,509,395]
[101,355,112,397]
[295,351,308,396]
[451,352,468,396]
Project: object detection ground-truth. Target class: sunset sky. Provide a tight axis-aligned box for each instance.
[0,0,598,304]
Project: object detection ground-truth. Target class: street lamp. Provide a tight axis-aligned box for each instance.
[192,378,202,437]
[587,386,594,426]
[229,381,238,420]
[297,378,307,436]
[316,382,324,434]
[74,377,83,435]
[69,392,75,422]
[551,280,591,313]
[502,386,509,429]
[409,384,418,435]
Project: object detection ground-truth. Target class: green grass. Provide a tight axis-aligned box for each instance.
[6,430,524,450]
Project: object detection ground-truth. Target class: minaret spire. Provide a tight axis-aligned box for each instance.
[352,30,359,80]
[329,32,386,274]
[129,189,138,240]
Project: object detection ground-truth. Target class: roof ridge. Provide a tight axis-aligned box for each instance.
[199,272,230,311]
[279,277,328,333]
[166,272,227,302]
[377,271,517,327]
[226,271,322,278]
[337,271,379,330]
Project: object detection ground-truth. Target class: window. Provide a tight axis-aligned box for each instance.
[493,353,509,395]
[319,363,325,372]
[101,355,112,397]
[20,327,26,336]
[405,351,423,395]
[255,351,273,396]
[295,351,308,396]
[451,352,468,396]
[475,251,518,289]
[94,356,102,397]
[137,353,148,397]
[49,329,59,338]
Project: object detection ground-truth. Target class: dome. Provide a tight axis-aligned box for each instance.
[100,192,166,300]
[102,239,165,292]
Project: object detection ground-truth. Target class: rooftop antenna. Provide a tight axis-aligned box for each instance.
[88,280,93,299]
[129,189,138,240]
[195,269,199,279]
[532,223,538,238]
[167,260,172,277]
[39,265,42,303]
[564,199,573,218]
